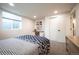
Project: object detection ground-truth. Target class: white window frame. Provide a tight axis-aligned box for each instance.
[2,11,22,30]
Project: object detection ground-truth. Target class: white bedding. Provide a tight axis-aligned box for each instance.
[0,38,39,55]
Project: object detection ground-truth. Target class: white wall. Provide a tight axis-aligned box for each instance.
[44,14,70,42]
[65,14,72,36]
[65,4,79,37]
[0,10,35,39]
[44,17,50,39]
[44,4,79,42]
[75,4,79,36]
[68,4,79,37]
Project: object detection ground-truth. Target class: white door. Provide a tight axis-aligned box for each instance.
[49,16,66,42]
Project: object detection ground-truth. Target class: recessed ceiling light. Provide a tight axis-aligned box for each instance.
[9,3,14,6]
[54,10,58,14]
[34,16,36,18]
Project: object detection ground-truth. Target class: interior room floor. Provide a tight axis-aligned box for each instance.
[49,40,68,55]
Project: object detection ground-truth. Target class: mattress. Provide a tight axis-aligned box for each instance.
[0,35,50,55]
[0,38,39,55]
[16,35,50,45]
[16,35,50,55]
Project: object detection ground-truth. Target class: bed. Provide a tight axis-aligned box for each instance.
[0,35,50,55]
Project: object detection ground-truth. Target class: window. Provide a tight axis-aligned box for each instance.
[2,11,22,30]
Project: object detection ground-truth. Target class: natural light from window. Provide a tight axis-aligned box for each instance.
[2,11,22,30]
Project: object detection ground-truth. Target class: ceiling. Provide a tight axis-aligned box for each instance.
[0,3,76,20]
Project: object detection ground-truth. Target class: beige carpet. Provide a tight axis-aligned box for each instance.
[48,40,68,55]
